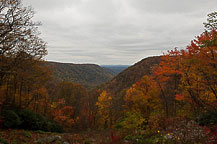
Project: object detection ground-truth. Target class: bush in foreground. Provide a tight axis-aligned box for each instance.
[2,109,63,133]
[2,110,21,129]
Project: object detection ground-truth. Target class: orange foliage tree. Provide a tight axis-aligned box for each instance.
[153,48,182,117]
[50,98,74,128]
[178,29,217,109]
[153,27,216,114]
[50,81,91,129]
[152,12,217,117]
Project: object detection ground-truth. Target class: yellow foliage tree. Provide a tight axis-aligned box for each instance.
[125,75,161,118]
[96,90,112,128]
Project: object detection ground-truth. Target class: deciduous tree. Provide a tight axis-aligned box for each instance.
[0,0,47,87]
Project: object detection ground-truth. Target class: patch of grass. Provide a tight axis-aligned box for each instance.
[24,131,32,138]
[35,130,50,134]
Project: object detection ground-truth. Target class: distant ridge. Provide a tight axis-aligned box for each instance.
[46,61,115,88]
[101,65,130,75]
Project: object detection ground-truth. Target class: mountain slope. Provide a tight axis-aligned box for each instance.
[104,56,161,94]
[47,62,115,88]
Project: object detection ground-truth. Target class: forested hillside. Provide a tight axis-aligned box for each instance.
[93,12,217,143]
[104,56,161,94]
[46,62,114,88]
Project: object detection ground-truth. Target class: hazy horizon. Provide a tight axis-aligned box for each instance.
[47,59,132,66]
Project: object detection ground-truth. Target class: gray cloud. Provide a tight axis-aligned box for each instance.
[22,0,217,65]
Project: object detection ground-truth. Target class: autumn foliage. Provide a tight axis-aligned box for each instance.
[0,1,216,143]
[93,12,217,143]
[156,29,217,110]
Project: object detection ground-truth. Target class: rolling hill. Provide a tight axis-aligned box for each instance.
[46,61,115,88]
[46,56,161,89]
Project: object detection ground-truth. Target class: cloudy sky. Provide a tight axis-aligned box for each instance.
[22,0,216,65]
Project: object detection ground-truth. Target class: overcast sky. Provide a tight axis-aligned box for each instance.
[22,0,216,65]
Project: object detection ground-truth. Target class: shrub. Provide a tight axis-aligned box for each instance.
[115,112,146,131]
[24,131,32,138]
[48,121,63,133]
[2,110,21,128]
[17,109,40,130]
[17,109,63,132]
[34,113,50,131]
[2,109,63,132]
[197,111,217,126]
